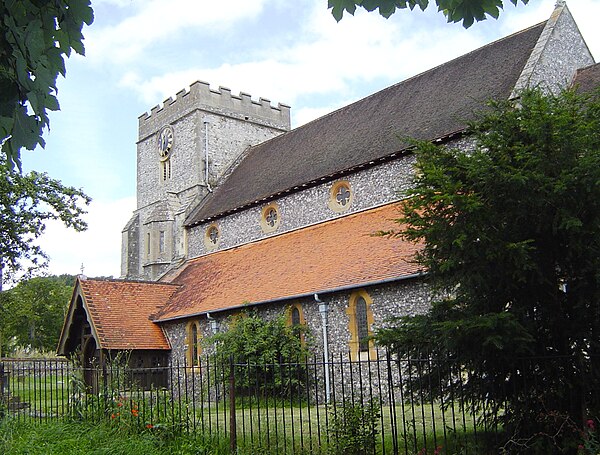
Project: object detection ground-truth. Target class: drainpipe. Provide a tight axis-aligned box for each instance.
[207,312,218,334]
[203,118,213,192]
[315,293,331,404]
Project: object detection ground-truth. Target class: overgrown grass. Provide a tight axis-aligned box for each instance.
[0,419,230,455]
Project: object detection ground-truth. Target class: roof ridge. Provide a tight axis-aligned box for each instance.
[576,62,600,74]
[186,20,548,226]
[81,277,181,287]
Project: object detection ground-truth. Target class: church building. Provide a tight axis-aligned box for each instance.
[58,3,598,377]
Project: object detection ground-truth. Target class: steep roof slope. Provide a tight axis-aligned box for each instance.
[186,22,546,226]
[573,63,600,94]
[61,279,180,351]
[156,202,421,322]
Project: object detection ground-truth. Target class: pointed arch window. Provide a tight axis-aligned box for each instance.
[186,321,202,369]
[355,296,369,353]
[347,290,376,361]
[287,303,306,343]
[291,307,301,326]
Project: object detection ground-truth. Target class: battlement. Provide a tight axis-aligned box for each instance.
[138,81,291,139]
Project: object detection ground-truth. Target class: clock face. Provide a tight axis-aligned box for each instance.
[157,126,174,159]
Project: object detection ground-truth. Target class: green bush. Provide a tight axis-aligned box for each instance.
[207,312,310,399]
[328,399,381,455]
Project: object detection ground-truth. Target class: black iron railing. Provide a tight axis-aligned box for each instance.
[0,352,588,454]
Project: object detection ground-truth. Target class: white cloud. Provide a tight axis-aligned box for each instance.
[85,0,269,65]
[500,1,600,59]
[120,2,490,113]
[35,0,600,280]
[39,197,136,278]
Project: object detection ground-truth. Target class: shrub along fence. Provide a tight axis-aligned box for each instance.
[0,352,589,454]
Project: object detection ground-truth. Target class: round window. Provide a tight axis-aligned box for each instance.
[260,203,281,233]
[329,180,353,212]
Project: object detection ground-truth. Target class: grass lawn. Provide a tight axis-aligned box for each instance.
[0,419,232,455]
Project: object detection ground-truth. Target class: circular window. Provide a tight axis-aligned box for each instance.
[204,224,220,250]
[328,180,353,212]
[260,203,281,233]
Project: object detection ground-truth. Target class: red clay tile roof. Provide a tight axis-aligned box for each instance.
[155,202,421,322]
[80,279,179,350]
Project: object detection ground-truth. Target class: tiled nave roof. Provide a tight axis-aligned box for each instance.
[155,202,422,322]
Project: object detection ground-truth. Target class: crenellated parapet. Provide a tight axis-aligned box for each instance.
[138,81,291,140]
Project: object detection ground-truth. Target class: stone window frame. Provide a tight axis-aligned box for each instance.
[346,289,377,361]
[328,180,353,213]
[260,202,281,233]
[185,320,202,371]
[204,223,221,251]
[286,303,306,344]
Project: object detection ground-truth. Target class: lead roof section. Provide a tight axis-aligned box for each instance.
[155,202,422,322]
[184,22,546,226]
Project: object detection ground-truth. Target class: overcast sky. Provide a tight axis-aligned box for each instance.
[21,0,600,279]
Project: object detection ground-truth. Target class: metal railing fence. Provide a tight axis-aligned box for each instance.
[0,352,590,454]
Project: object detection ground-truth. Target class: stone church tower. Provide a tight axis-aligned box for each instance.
[121,81,291,280]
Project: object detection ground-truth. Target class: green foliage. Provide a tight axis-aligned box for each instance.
[377,88,600,451]
[207,311,310,399]
[0,154,90,286]
[0,275,75,354]
[328,0,529,28]
[0,419,213,455]
[0,0,94,169]
[328,399,381,455]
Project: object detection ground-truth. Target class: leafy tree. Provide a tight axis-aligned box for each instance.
[0,274,75,355]
[377,89,600,452]
[207,311,310,399]
[0,0,94,169]
[0,154,91,288]
[329,0,530,28]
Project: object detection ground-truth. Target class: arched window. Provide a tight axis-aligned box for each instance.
[186,321,201,369]
[291,307,301,326]
[355,296,369,353]
[287,303,305,343]
[347,290,376,361]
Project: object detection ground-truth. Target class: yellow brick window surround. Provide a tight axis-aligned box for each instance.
[260,203,281,233]
[346,289,377,361]
[328,180,353,213]
[185,320,202,370]
[204,223,221,250]
[286,303,306,343]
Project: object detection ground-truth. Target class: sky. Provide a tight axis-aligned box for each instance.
[21,0,600,279]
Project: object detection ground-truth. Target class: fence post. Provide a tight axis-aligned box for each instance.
[0,363,5,404]
[229,355,237,453]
